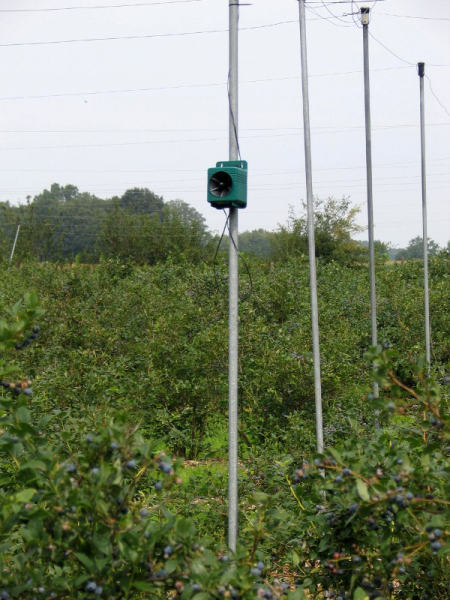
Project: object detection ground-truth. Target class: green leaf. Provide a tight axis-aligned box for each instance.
[133,582,154,592]
[356,479,370,502]
[353,588,369,600]
[74,552,95,572]
[14,488,36,503]
[16,406,31,423]
[175,517,195,539]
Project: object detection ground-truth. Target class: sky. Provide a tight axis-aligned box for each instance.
[0,0,449,249]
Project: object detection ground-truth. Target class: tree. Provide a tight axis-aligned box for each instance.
[270,197,365,264]
[396,236,440,260]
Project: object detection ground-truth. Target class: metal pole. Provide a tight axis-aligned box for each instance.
[418,62,431,367]
[298,0,324,454]
[361,7,379,410]
[228,0,239,552]
[9,222,20,263]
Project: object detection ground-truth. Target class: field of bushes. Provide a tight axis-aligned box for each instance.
[0,256,449,599]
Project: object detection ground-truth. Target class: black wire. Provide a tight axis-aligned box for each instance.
[368,31,415,66]
[0,0,204,12]
[226,213,253,301]
[212,210,230,290]
[227,5,242,162]
[305,4,353,28]
[426,76,450,118]
[319,0,352,25]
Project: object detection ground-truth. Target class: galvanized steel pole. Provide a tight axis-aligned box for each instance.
[298,0,324,454]
[228,0,239,552]
[418,62,431,367]
[361,7,379,410]
[9,222,20,263]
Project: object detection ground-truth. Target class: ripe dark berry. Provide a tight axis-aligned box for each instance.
[163,545,173,556]
[126,459,136,469]
[32,325,40,334]
[154,481,163,491]
[85,582,97,594]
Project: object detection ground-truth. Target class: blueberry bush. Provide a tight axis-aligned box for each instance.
[0,257,449,599]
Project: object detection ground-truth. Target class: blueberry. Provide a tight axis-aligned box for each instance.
[387,402,395,410]
[65,463,76,473]
[32,325,40,334]
[38,588,45,595]
[164,545,173,556]
[251,568,261,576]
[23,388,32,396]
[23,338,31,347]
[160,462,172,474]
[257,561,265,571]
[192,583,201,592]
[431,541,442,551]
[219,555,229,562]
[91,467,100,476]
[15,343,23,350]
[126,459,136,469]
[140,508,148,517]
[342,468,351,476]
[434,528,442,538]
[335,475,343,483]
[154,481,163,491]
[85,582,97,593]
[110,442,118,450]
[94,587,103,596]
[0,592,10,600]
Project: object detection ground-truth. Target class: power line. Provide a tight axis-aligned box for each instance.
[368,31,415,66]
[425,76,450,118]
[1,121,449,134]
[376,12,450,22]
[0,20,302,49]
[0,66,426,102]
[0,0,204,13]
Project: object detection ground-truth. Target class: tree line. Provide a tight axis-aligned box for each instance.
[1,183,448,263]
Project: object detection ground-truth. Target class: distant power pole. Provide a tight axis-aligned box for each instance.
[418,62,431,367]
[298,0,324,454]
[228,0,239,552]
[361,7,379,412]
[9,222,21,263]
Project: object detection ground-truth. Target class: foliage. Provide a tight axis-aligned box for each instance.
[396,236,441,261]
[270,198,365,265]
[269,346,450,599]
[0,285,449,599]
[0,185,212,264]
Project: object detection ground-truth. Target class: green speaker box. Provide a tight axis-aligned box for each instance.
[207,160,248,209]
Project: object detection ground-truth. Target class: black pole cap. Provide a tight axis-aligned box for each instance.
[418,62,425,77]
[361,7,370,14]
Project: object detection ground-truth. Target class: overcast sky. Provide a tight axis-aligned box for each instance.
[0,0,449,248]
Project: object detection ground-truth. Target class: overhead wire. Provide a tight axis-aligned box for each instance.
[425,76,450,119]
[0,65,427,102]
[0,0,205,12]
